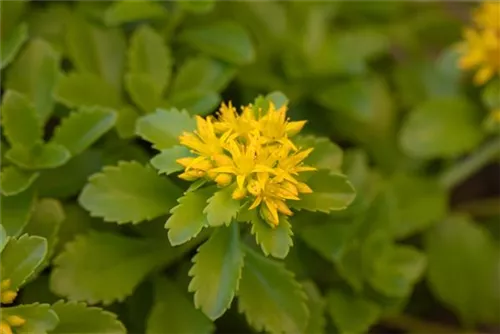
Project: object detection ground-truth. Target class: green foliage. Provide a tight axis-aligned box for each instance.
[50,231,176,304]
[79,161,180,224]
[50,301,126,334]
[147,278,214,334]
[188,224,244,320]
[1,1,498,333]
[237,246,309,333]
[1,304,59,334]
[165,188,213,246]
[426,215,500,326]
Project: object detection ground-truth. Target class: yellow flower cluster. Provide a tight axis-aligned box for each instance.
[458,2,500,85]
[0,279,25,334]
[177,101,316,226]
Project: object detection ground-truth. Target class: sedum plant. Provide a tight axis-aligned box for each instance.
[1,1,499,333]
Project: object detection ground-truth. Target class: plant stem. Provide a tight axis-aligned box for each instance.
[382,314,468,334]
[440,138,500,190]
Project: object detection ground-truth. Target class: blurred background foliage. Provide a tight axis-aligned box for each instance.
[1,1,499,333]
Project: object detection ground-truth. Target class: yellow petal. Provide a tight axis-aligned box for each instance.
[296,182,313,194]
[474,66,494,85]
[1,291,17,304]
[214,173,233,187]
[247,179,261,196]
[286,120,307,136]
[178,170,204,181]
[260,200,279,226]
[1,279,11,290]
[176,157,194,168]
[249,196,262,210]
[236,175,246,190]
[0,321,12,334]
[232,187,247,200]
[276,200,293,216]
[6,316,25,327]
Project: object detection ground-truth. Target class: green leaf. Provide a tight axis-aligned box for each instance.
[150,146,191,175]
[165,188,213,246]
[482,78,500,110]
[4,38,59,121]
[1,304,59,334]
[237,246,309,334]
[368,245,427,298]
[35,149,103,199]
[1,234,47,290]
[23,199,65,267]
[168,89,220,116]
[116,105,140,139]
[136,108,195,150]
[266,91,289,109]
[146,277,214,334]
[1,90,42,148]
[125,73,162,113]
[303,281,327,334]
[27,4,70,54]
[55,73,122,109]
[6,143,71,170]
[1,188,36,237]
[172,56,236,94]
[51,231,174,304]
[204,185,241,227]
[104,0,167,26]
[128,25,172,93]
[295,135,343,172]
[1,166,39,196]
[79,161,181,224]
[188,224,244,320]
[299,220,358,263]
[66,15,126,88]
[180,21,255,65]
[50,300,126,334]
[383,173,447,239]
[308,29,389,77]
[0,22,28,69]
[400,98,483,159]
[250,213,293,259]
[52,107,117,156]
[178,1,215,13]
[326,289,381,334]
[291,170,356,213]
[426,215,500,325]
[0,225,8,253]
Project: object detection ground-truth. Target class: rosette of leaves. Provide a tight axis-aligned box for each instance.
[0,225,126,334]
[78,92,356,330]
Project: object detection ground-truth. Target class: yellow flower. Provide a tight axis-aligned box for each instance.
[458,2,500,85]
[0,279,17,305]
[176,100,316,226]
[258,102,307,149]
[0,315,26,334]
[0,321,12,334]
[247,173,297,226]
[214,102,258,137]
[473,2,500,30]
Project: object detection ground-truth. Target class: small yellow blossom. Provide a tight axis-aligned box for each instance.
[458,1,500,85]
[473,2,500,30]
[0,279,17,305]
[0,321,12,334]
[177,100,316,226]
[0,315,26,334]
[5,316,25,327]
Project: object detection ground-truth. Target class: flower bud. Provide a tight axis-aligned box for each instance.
[214,173,232,187]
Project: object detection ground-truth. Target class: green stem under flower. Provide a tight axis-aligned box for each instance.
[440,137,500,190]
